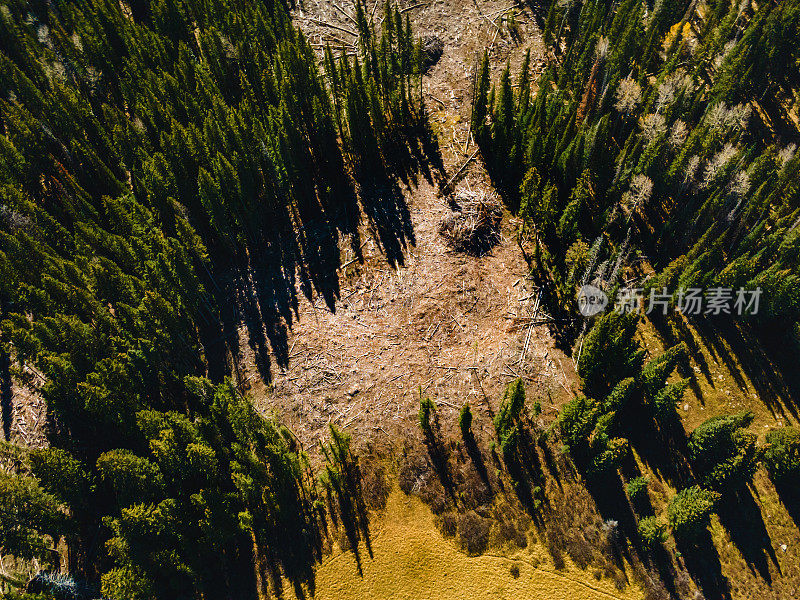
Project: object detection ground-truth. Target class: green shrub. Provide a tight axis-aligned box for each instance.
[667,486,720,540]
[558,395,600,451]
[29,448,94,510]
[0,472,68,565]
[499,426,520,462]
[637,516,668,549]
[494,379,525,460]
[494,379,525,435]
[589,436,629,474]
[96,449,165,508]
[602,377,636,412]
[577,312,645,398]
[763,426,800,482]
[652,379,689,422]
[687,411,759,491]
[626,476,650,507]
[640,342,687,400]
[5,593,52,600]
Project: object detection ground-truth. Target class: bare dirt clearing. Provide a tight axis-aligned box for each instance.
[231,0,576,450]
[250,179,576,451]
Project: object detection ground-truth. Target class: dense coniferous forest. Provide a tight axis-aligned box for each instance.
[0,0,432,597]
[473,0,800,334]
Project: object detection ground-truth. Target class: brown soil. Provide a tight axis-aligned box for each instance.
[249,178,577,452]
[230,0,577,451]
[3,365,47,449]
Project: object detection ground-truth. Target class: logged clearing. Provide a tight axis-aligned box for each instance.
[3,0,800,598]
[295,489,642,600]
[249,180,576,451]
[234,0,573,453]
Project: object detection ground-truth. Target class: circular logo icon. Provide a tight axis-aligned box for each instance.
[577,285,608,317]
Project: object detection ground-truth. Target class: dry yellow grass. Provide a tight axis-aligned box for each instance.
[293,489,642,600]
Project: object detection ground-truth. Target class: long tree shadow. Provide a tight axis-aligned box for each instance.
[502,451,538,519]
[197,174,358,383]
[689,319,749,393]
[325,468,373,577]
[517,427,548,511]
[239,281,274,383]
[716,486,780,583]
[676,530,732,600]
[381,112,446,190]
[774,479,800,529]
[623,403,694,490]
[249,244,297,371]
[525,269,581,351]
[422,427,457,503]
[322,429,374,580]
[358,173,416,267]
[462,428,491,487]
[193,102,443,388]
[648,545,683,600]
[1,345,12,440]
[583,471,639,557]
[357,114,446,267]
[619,459,656,518]
[757,91,800,144]
[692,319,800,420]
[647,312,712,403]
[195,252,241,384]
[260,525,318,600]
[538,435,564,489]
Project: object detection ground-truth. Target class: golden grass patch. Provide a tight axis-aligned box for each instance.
[294,488,642,600]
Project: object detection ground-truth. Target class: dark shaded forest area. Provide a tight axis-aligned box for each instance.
[0,0,438,597]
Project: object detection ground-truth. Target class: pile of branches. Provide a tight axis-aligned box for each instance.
[439,189,502,255]
[420,35,444,71]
